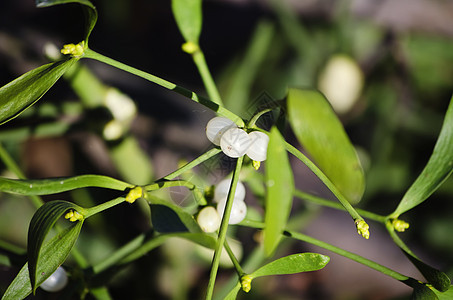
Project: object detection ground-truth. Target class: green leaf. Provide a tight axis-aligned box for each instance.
[402,249,451,292]
[391,96,453,217]
[0,174,134,195]
[27,200,84,293]
[2,221,83,300]
[432,285,453,299]
[411,282,439,300]
[251,252,330,278]
[287,88,365,204]
[148,196,202,233]
[36,0,97,44]
[264,126,294,256]
[171,0,202,44]
[0,59,76,125]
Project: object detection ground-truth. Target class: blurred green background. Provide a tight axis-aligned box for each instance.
[1,0,453,299]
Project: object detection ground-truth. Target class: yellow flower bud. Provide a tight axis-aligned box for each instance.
[61,41,85,57]
[181,41,199,54]
[64,210,83,222]
[355,219,370,239]
[392,219,409,232]
[126,186,143,203]
[252,160,261,170]
[241,274,252,293]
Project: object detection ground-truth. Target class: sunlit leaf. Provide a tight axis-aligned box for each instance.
[0,59,76,125]
[0,175,133,195]
[27,200,84,293]
[36,0,97,43]
[264,126,294,256]
[252,253,330,278]
[2,222,83,300]
[432,285,453,299]
[171,0,202,44]
[391,95,453,217]
[287,88,365,204]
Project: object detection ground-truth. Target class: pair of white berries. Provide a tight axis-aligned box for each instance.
[197,178,247,233]
[206,117,269,161]
[40,266,68,292]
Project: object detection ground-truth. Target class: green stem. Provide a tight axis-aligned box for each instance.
[206,156,244,300]
[84,196,126,219]
[92,232,149,273]
[192,50,223,106]
[224,239,245,277]
[242,220,408,282]
[163,148,222,180]
[385,222,418,258]
[294,190,387,223]
[83,49,243,126]
[285,230,409,282]
[285,142,363,223]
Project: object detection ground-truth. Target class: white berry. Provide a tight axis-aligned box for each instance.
[197,206,221,233]
[40,266,68,292]
[246,131,269,162]
[217,197,247,225]
[214,178,246,203]
[206,117,237,146]
[220,128,252,158]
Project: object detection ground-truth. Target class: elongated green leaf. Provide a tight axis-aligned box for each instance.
[252,253,330,278]
[402,249,451,292]
[391,96,453,217]
[148,196,202,233]
[36,0,97,43]
[0,174,133,195]
[28,200,84,293]
[0,59,76,125]
[172,0,202,44]
[287,88,365,204]
[2,221,83,300]
[432,285,453,299]
[264,126,294,256]
[411,283,439,300]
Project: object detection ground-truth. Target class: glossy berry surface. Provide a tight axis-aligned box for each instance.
[216,197,247,225]
[197,206,221,233]
[214,178,246,203]
[220,128,252,158]
[40,266,68,292]
[206,117,236,146]
[246,131,269,161]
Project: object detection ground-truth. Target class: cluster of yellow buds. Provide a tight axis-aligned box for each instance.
[392,219,410,232]
[125,186,143,203]
[61,41,85,57]
[355,219,370,239]
[65,210,84,222]
[240,274,252,293]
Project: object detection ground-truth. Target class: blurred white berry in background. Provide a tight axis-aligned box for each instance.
[214,178,246,203]
[40,266,68,292]
[197,206,221,233]
[220,128,252,158]
[216,197,247,225]
[318,54,364,114]
[246,131,269,162]
[206,117,237,146]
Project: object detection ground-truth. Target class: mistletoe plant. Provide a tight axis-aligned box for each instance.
[0,0,452,299]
